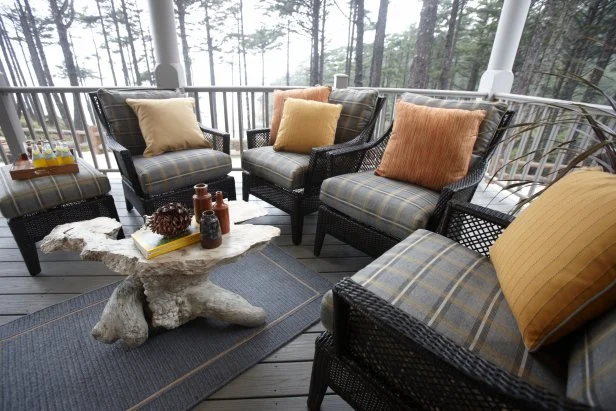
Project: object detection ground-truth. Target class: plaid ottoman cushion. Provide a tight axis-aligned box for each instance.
[242,146,311,190]
[0,159,111,219]
[321,229,568,396]
[329,89,379,144]
[96,88,184,156]
[132,148,232,196]
[400,93,507,157]
[320,171,439,240]
[566,308,616,408]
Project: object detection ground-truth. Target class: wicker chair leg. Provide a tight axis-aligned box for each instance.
[290,206,304,245]
[125,200,133,212]
[8,220,40,276]
[308,336,330,411]
[242,172,251,202]
[313,209,327,256]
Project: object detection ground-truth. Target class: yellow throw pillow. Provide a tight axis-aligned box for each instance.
[126,97,210,157]
[376,101,486,191]
[273,98,342,154]
[491,170,616,351]
[270,86,332,145]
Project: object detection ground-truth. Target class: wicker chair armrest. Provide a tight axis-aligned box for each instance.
[324,142,373,178]
[101,133,144,197]
[332,278,586,410]
[245,128,271,150]
[437,200,515,256]
[199,124,230,154]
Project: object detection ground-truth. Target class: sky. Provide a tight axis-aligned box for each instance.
[0,0,425,87]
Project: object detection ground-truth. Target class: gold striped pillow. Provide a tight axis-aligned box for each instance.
[491,170,616,351]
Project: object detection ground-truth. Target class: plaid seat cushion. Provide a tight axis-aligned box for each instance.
[0,159,111,219]
[321,230,568,396]
[97,89,184,156]
[566,307,616,408]
[400,93,507,158]
[242,146,310,190]
[329,89,378,144]
[320,171,439,239]
[132,148,232,196]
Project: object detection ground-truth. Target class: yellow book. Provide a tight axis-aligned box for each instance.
[131,221,200,259]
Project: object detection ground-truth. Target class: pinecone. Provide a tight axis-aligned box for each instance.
[147,202,192,237]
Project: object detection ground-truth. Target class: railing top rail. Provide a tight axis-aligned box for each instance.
[494,92,614,114]
[0,85,308,93]
[352,87,489,99]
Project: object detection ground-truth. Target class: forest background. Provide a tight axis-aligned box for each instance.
[0,0,614,107]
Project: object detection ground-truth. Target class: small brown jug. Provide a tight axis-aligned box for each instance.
[213,191,230,234]
[193,183,212,224]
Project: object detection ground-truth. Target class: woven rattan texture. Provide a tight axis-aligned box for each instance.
[307,278,589,411]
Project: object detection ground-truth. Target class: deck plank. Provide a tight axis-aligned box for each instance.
[196,395,352,411]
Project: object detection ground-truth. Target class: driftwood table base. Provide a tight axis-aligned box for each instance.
[41,205,279,348]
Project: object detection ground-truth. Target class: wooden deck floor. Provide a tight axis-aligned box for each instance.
[0,171,516,410]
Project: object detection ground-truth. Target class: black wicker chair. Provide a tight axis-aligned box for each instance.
[242,96,386,245]
[90,90,236,216]
[313,107,514,258]
[307,201,590,410]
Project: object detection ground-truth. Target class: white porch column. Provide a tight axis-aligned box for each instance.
[147,0,186,88]
[0,72,26,160]
[478,0,531,97]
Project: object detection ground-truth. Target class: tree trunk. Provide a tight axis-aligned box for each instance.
[466,60,480,91]
[369,0,389,87]
[176,0,192,86]
[354,0,364,86]
[203,1,216,85]
[581,19,616,102]
[96,0,118,86]
[319,0,326,84]
[408,0,438,88]
[286,19,290,85]
[437,0,461,90]
[120,0,141,85]
[261,50,265,86]
[345,0,356,77]
[15,1,46,86]
[109,0,131,85]
[135,9,152,85]
[310,0,321,85]
[47,0,83,129]
[239,0,251,129]
[90,28,104,85]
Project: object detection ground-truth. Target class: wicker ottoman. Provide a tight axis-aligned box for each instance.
[0,159,122,276]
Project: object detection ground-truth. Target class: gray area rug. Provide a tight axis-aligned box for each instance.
[1,245,332,411]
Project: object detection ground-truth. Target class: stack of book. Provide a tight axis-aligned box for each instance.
[131,220,200,259]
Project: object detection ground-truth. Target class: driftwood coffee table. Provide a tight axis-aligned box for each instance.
[40,201,280,348]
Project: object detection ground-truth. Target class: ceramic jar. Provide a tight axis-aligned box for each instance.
[193,183,212,224]
[213,191,230,234]
[200,210,222,249]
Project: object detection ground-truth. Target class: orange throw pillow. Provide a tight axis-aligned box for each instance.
[270,86,331,144]
[376,101,486,191]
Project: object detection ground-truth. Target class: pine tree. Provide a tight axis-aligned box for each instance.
[369,0,388,87]
[408,0,438,88]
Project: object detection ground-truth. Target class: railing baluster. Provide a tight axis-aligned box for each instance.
[74,92,99,170]
[264,91,269,127]
[0,137,8,164]
[86,94,113,169]
[237,91,244,154]
[31,93,51,144]
[43,93,64,144]
[222,92,229,132]
[61,92,83,159]
[16,92,36,141]
[193,91,201,123]
[250,91,256,130]
[209,91,217,129]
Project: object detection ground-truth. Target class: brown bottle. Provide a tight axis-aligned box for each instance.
[213,191,230,234]
[193,183,212,224]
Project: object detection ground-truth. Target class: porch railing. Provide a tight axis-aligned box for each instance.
[0,85,612,201]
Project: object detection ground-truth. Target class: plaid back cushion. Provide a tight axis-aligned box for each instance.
[566,308,616,408]
[400,93,507,158]
[96,89,184,155]
[329,89,379,144]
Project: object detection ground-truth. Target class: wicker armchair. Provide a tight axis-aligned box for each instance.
[242,95,386,245]
[308,201,595,410]
[90,89,236,216]
[314,94,514,257]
